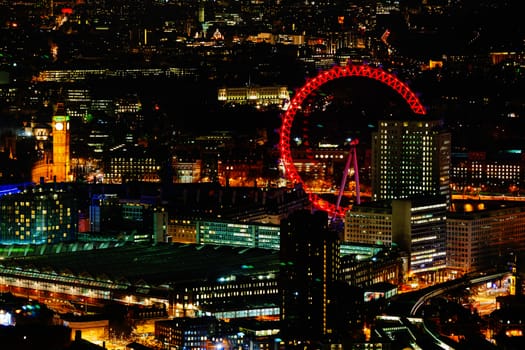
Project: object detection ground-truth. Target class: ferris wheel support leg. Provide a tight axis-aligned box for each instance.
[353,146,361,205]
[334,145,361,217]
[335,147,354,214]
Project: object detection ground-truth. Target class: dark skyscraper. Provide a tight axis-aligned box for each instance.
[279,209,340,347]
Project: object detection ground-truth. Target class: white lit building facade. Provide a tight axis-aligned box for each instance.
[371,119,451,205]
[172,158,202,183]
[217,86,290,110]
[103,144,162,184]
[345,196,447,280]
[33,67,199,83]
[450,150,525,192]
[447,200,525,276]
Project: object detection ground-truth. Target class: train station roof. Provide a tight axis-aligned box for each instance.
[0,242,280,295]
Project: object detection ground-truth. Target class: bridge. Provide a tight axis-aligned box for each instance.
[375,271,509,349]
[408,271,509,317]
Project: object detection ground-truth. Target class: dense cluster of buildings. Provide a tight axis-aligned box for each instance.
[1,101,525,348]
[1,0,525,349]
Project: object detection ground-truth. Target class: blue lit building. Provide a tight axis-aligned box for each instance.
[0,183,30,198]
[89,193,120,234]
[88,193,167,242]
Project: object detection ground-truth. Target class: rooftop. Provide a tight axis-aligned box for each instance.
[0,242,280,293]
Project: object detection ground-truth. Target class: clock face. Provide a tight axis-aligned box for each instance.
[55,122,64,131]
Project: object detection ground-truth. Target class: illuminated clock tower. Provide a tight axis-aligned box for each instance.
[52,102,70,182]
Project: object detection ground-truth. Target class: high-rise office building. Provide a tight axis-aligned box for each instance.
[279,210,340,346]
[371,118,451,205]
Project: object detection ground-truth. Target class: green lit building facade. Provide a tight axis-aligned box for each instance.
[196,220,280,250]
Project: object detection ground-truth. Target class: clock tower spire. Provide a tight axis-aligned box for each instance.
[52,102,71,183]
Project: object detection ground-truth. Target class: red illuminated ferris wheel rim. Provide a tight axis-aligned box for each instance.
[279,63,427,218]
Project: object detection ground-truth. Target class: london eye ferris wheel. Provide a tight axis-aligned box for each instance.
[278,62,427,219]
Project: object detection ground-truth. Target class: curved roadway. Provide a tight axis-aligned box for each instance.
[378,271,508,349]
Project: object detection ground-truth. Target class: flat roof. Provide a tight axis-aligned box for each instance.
[0,242,280,291]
